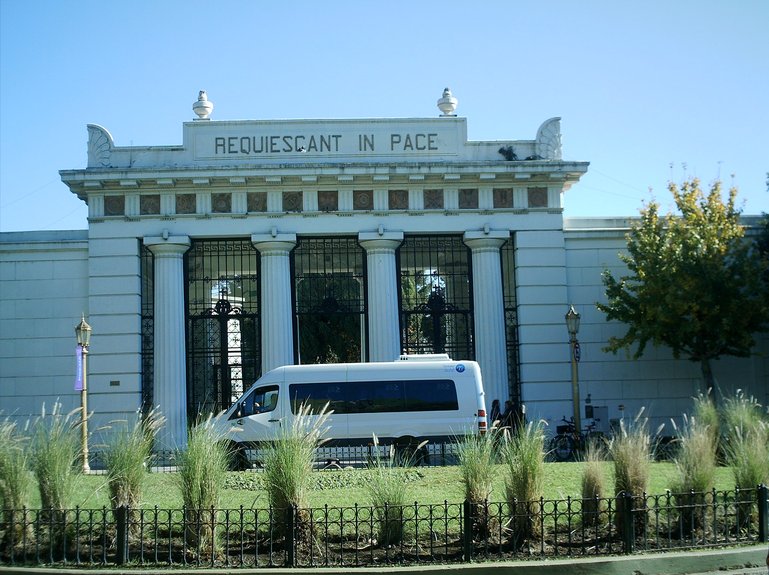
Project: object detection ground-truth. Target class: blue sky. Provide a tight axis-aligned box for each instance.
[1,0,767,232]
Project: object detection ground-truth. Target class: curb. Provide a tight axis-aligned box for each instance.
[0,545,766,575]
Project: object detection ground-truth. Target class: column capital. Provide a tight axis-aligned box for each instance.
[251,233,297,255]
[359,231,403,252]
[463,230,509,251]
[144,235,191,255]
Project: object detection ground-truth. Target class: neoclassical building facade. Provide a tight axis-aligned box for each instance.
[1,92,766,451]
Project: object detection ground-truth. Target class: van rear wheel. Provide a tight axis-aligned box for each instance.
[227,441,250,471]
[394,437,427,467]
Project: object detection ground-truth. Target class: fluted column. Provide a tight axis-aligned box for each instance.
[464,231,510,410]
[359,232,404,362]
[252,234,297,373]
[145,235,191,453]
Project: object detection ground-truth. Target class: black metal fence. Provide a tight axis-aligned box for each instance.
[2,485,767,568]
[86,443,466,472]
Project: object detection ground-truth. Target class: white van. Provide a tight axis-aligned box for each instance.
[213,356,487,462]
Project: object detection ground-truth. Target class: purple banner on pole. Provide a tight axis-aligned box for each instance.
[75,345,83,391]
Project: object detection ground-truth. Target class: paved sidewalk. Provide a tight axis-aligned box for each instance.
[1,545,767,575]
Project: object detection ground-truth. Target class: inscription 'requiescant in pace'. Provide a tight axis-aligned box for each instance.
[213,132,440,155]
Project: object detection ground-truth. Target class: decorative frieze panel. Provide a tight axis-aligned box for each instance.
[493,188,514,209]
[104,195,125,216]
[353,190,373,210]
[282,191,303,212]
[459,188,478,209]
[176,194,196,214]
[423,189,444,210]
[388,190,408,210]
[211,193,232,213]
[140,194,161,215]
[318,191,338,212]
[527,187,548,208]
[247,192,267,212]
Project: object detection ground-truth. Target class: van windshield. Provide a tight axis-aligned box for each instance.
[229,384,279,420]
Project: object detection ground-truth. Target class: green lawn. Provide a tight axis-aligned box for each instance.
[41,461,738,510]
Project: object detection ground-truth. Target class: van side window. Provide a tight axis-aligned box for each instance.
[230,384,279,419]
[288,382,347,415]
[404,380,458,411]
[288,379,459,414]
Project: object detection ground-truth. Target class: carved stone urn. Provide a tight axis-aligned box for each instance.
[192,90,214,120]
[437,88,458,116]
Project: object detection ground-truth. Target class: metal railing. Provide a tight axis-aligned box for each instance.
[2,485,767,568]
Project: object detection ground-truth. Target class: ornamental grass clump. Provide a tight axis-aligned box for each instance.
[105,408,165,511]
[580,440,607,526]
[177,416,230,557]
[456,424,499,538]
[32,403,81,516]
[366,434,425,546]
[723,414,769,528]
[721,390,765,447]
[692,392,720,455]
[0,417,33,549]
[0,417,31,510]
[608,409,659,533]
[670,415,717,535]
[262,402,331,543]
[501,421,546,546]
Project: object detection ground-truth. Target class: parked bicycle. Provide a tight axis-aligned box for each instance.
[547,417,605,461]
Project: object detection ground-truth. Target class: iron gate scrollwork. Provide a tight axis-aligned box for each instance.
[186,239,260,418]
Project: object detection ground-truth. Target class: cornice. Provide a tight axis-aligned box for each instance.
[60,161,589,198]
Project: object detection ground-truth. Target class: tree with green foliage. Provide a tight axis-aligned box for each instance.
[598,178,769,396]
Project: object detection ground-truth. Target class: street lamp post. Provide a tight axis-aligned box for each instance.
[75,315,92,473]
[565,305,581,433]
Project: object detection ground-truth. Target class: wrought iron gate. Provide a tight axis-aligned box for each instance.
[293,237,366,364]
[398,235,474,359]
[186,239,260,417]
[501,238,521,406]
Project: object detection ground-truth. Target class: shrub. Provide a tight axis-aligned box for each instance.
[670,415,717,534]
[262,402,330,542]
[580,440,607,526]
[177,416,230,556]
[501,421,546,545]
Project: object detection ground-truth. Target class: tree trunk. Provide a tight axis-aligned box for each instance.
[700,358,716,403]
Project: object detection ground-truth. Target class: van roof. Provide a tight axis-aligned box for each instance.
[271,359,476,375]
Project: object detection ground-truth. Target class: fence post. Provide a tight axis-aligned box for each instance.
[620,492,635,554]
[462,500,473,562]
[285,505,296,567]
[115,506,128,565]
[758,484,769,543]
